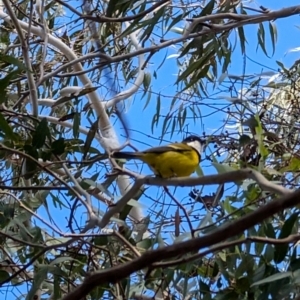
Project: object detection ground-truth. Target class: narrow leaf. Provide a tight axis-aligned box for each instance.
[251,272,292,287]
[32,118,49,149]
[0,113,16,141]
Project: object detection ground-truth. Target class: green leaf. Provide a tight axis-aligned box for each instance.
[83,179,114,198]
[0,204,14,228]
[26,266,66,300]
[198,211,212,230]
[58,112,76,122]
[136,238,156,250]
[94,236,109,246]
[236,277,251,293]
[239,134,251,145]
[254,114,269,159]
[223,197,234,214]
[41,150,52,161]
[30,226,43,243]
[177,48,211,82]
[53,275,61,299]
[51,138,65,155]
[222,48,231,74]
[0,29,9,45]
[32,118,50,148]
[195,165,204,177]
[143,72,151,93]
[274,213,298,264]
[170,117,176,138]
[251,271,292,287]
[269,21,277,56]
[143,89,152,110]
[242,115,258,128]
[278,212,298,239]
[73,112,80,139]
[0,69,21,100]
[255,227,265,255]
[263,222,276,238]
[119,188,144,221]
[0,270,10,283]
[276,61,289,73]
[50,256,80,265]
[83,119,98,159]
[26,267,48,300]
[0,113,17,141]
[252,263,266,283]
[139,7,166,43]
[166,13,184,33]
[180,108,187,130]
[151,94,160,133]
[257,23,269,57]
[0,54,27,70]
[106,0,120,17]
[280,157,300,172]
[90,283,109,300]
[161,115,171,138]
[218,73,228,85]
[238,26,246,54]
[199,0,215,16]
[24,145,39,179]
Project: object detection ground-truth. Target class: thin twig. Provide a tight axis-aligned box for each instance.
[163,186,194,237]
[113,230,141,258]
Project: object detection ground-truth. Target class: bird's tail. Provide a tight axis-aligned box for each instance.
[111,151,142,160]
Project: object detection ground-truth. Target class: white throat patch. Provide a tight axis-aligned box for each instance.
[187,140,202,156]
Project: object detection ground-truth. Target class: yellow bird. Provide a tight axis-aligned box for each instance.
[112,135,204,178]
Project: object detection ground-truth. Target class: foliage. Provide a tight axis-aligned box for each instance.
[0,0,300,299]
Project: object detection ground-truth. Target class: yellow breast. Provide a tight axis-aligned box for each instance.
[140,149,199,178]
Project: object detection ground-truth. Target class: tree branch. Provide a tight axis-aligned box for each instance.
[184,5,300,37]
[99,168,291,228]
[98,179,144,228]
[54,0,170,23]
[62,186,300,300]
[145,168,292,196]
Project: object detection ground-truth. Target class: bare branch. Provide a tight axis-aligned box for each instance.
[144,168,292,196]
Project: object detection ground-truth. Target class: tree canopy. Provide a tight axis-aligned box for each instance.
[0,0,300,299]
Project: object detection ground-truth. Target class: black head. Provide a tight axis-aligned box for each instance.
[182,135,205,144]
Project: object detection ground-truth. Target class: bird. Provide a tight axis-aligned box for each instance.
[111,135,204,178]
